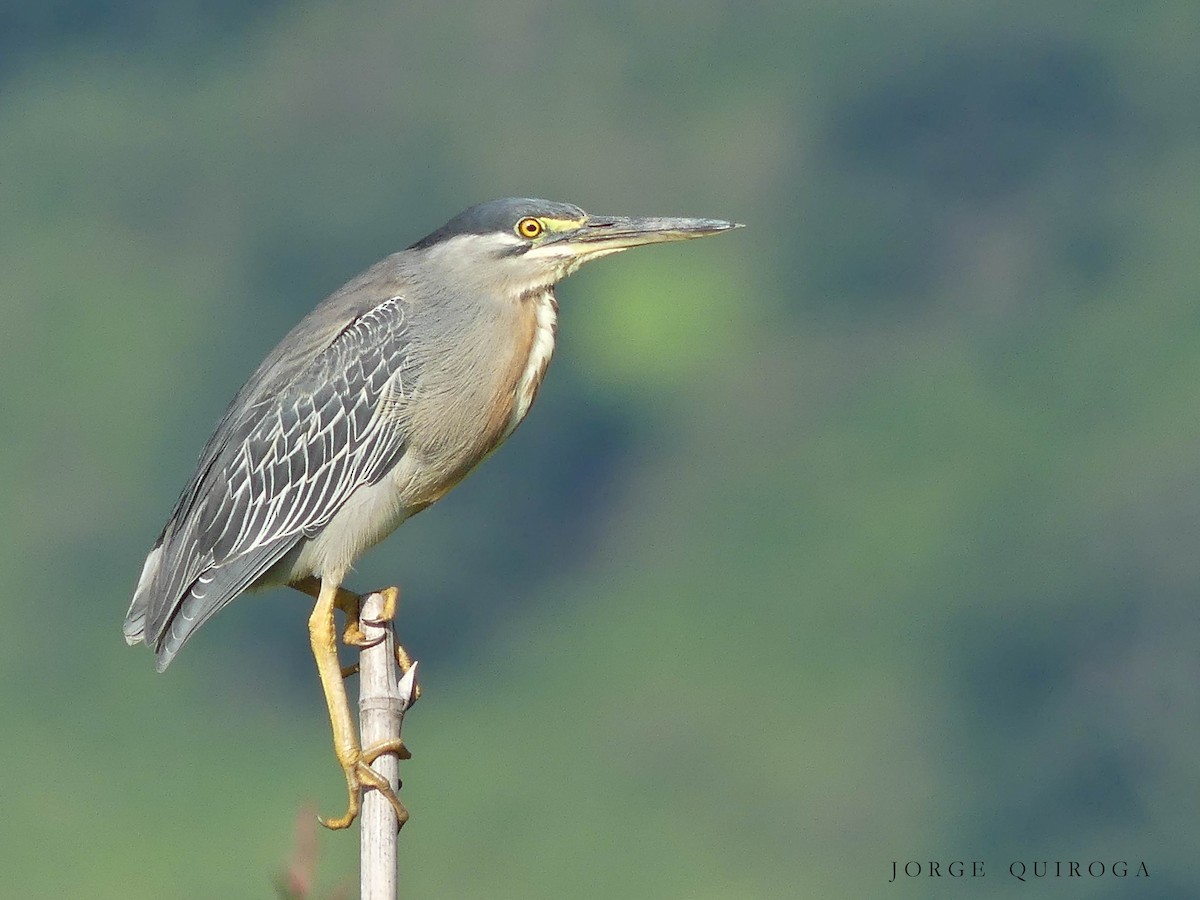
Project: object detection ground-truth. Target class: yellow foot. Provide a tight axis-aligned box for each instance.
[338,591,368,647]
[361,585,399,627]
[338,587,422,702]
[338,586,395,650]
[308,579,413,832]
[319,739,412,831]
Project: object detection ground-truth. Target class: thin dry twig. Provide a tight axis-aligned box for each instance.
[358,590,418,899]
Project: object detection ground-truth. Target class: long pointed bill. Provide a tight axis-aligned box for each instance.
[549,214,741,259]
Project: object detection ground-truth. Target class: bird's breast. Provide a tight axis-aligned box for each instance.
[395,287,557,508]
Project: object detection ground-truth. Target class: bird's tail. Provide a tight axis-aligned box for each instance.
[122,544,163,646]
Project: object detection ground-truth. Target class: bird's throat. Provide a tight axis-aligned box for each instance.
[505,289,558,439]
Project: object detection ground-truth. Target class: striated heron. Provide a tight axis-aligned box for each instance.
[124,198,739,829]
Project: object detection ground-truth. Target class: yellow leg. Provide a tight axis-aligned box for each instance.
[307,578,409,830]
[293,575,369,646]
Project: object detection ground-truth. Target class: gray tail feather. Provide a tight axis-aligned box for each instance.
[153,575,226,672]
[123,544,163,646]
[150,538,297,672]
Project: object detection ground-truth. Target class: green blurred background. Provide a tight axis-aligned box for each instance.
[2,1,1198,897]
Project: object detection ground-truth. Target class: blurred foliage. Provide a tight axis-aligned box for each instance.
[2,1,1199,897]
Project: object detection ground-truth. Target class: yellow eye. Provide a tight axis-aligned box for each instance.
[516,217,543,239]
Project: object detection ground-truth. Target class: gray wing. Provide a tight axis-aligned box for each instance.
[125,295,415,669]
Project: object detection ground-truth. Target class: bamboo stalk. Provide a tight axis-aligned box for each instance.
[357,590,417,900]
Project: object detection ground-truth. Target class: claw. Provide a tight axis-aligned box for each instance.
[343,587,397,650]
[360,585,399,628]
[342,619,369,647]
[319,740,410,831]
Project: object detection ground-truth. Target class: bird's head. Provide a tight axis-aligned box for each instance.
[410,197,739,294]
